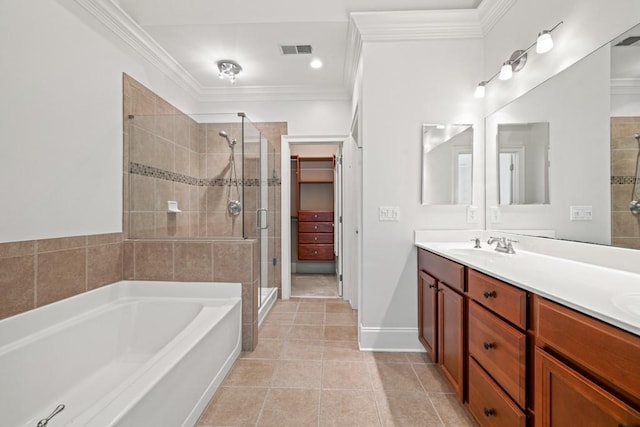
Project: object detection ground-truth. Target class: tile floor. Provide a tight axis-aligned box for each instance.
[197,298,477,427]
[291,273,339,298]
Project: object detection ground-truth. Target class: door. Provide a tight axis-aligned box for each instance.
[438,283,465,400]
[334,150,344,297]
[418,271,438,363]
[535,348,640,427]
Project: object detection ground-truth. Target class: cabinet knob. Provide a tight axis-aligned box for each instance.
[314,237,318,241]
[314,214,318,218]
[483,342,495,350]
[428,284,435,289]
[314,226,318,230]
[483,291,496,298]
[483,408,495,417]
[314,250,318,254]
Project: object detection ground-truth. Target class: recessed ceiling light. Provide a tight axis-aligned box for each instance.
[310,58,323,69]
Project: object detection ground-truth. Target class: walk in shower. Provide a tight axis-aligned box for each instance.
[125,111,278,336]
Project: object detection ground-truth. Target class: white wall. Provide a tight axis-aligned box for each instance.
[0,0,197,243]
[197,100,351,136]
[358,37,484,350]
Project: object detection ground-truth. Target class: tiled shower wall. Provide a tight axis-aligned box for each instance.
[123,74,285,350]
[0,233,123,320]
[611,116,640,249]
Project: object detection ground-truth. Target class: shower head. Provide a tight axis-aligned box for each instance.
[218,130,237,148]
[634,133,640,140]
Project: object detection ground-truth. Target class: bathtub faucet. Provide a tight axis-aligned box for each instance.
[37,404,65,427]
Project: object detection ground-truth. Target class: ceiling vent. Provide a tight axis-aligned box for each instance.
[615,36,640,46]
[280,44,313,55]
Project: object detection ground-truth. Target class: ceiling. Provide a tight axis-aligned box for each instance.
[114,0,483,96]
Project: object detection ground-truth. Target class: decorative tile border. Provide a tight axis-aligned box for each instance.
[129,162,280,187]
[611,176,640,185]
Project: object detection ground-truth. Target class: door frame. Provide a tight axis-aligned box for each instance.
[281,135,348,300]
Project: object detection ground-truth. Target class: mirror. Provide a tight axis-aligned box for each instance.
[486,22,640,249]
[422,124,473,205]
[497,122,550,205]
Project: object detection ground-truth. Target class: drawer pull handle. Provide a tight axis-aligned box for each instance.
[483,291,496,298]
[483,408,495,417]
[428,284,435,289]
[483,342,495,350]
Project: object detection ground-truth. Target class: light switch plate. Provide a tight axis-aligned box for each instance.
[570,205,593,221]
[379,206,400,222]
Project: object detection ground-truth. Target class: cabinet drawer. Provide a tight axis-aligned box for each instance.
[298,210,333,222]
[298,222,333,233]
[535,297,640,407]
[298,244,334,260]
[298,233,333,244]
[468,269,526,329]
[417,249,465,292]
[468,357,526,427]
[469,301,527,408]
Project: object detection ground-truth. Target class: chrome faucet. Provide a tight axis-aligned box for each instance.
[470,238,482,248]
[37,404,65,427]
[487,237,517,254]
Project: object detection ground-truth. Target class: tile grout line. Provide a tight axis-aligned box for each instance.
[410,361,447,427]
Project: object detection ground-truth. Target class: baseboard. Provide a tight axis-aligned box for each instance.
[358,325,425,352]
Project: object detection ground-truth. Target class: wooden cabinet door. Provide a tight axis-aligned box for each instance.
[418,271,437,363]
[438,283,465,400]
[535,348,640,427]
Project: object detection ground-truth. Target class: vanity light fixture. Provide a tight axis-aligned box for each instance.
[216,60,242,84]
[473,21,563,98]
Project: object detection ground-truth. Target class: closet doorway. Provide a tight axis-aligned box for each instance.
[280,136,347,300]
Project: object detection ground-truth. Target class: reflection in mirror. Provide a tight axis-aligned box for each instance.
[422,124,473,205]
[485,21,640,249]
[497,122,550,205]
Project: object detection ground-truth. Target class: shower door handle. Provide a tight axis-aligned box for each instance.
[257,208,269,230]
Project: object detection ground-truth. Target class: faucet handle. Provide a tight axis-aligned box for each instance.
[470,238,481,248]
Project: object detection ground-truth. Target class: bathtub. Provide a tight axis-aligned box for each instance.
[0,280,242,427]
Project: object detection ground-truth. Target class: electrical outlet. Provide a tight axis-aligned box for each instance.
[570,206,593,221]
[466,206,479,224]
[379,206,400,222]
[490,206,501,224]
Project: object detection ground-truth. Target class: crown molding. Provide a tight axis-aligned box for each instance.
[611,78,640,95]
[73,0,202,100]
[477,0,518,35]
[349,9,483,41]
[344,18,363,99]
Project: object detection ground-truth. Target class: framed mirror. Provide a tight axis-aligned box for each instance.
[422,124,473,205]
[486,21,640,249]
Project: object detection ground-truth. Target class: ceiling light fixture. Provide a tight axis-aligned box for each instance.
[310,58,323,69]
[473,21,563,98]
[216,60,242,84]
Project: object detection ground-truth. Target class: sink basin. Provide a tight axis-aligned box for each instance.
[611,294,640,317]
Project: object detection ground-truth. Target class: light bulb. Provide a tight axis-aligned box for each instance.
[536,31,554,54]
[310,58,323,69]
[474,82,486,99]
[499,62,513,80]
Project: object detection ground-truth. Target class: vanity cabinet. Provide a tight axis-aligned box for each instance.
[534,296,640,426]
[417,249,465,399]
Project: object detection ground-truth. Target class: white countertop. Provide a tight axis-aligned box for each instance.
[415,240,640,336]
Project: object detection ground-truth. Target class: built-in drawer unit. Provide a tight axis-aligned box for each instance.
[298,210,334,261]
[534,296,640,409]
[469,301,527,408]
[468,357,527,427]
[468,269,527,329]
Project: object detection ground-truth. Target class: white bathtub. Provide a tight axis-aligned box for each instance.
[0,280,242,427]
